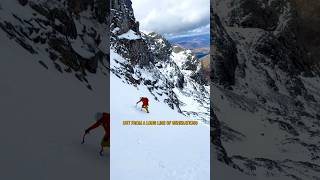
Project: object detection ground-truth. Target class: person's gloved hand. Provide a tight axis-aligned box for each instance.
[85,129,90,134]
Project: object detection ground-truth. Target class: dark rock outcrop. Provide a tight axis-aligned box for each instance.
[211,13,238,86]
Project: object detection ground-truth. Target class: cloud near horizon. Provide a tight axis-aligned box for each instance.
[132,0,210,36]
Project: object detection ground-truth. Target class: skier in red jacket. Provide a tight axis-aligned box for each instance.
[84,112,110,155]
[136,97,149,113]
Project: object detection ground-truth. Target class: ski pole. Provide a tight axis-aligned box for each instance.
[81,133,87,144]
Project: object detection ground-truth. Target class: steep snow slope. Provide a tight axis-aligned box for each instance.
[0,20,108,180]
[110,66,209,180]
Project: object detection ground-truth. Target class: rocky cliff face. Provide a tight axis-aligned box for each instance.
[110,0,210,123]
[211,12,238,86]
[0,0,109,90]
[212,0,320,179]
[196,55,210,84]
[111,0,151,67]
[292,0,320,67]
[142,32,172,64]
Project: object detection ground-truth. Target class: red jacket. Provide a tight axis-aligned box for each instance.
[86,112,110,138]
[138,97,149,106]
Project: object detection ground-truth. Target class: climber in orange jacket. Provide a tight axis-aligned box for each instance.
[136,97,149,113]
[84,112,110,155]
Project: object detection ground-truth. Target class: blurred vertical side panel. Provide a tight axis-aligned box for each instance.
[0,0,110,179]
[211,0,320,179]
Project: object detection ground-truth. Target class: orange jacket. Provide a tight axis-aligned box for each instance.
[138,97,149,106]
[86,112,110,138]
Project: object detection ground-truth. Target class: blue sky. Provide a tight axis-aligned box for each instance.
[132,0,210,38]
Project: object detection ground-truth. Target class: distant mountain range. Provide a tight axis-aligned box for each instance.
[167,34,210,49]
[166,34,210,59]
